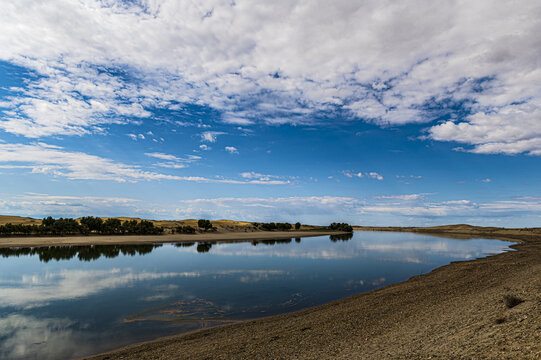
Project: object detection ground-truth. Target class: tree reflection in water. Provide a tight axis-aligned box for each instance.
[0,237,318,262]
[329,233,354,242]
[196,242,213,253]
[0,244,161,262]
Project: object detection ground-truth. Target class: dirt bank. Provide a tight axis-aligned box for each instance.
[85,227,541,359]
[0,230,342,248]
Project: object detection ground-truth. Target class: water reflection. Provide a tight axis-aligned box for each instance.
[0,232,513,360]
[196,242,212,253]
[0,269,200,308]
[0,244,161,262]
[0,315,92,360]
[329,233,354,242]
[0,238,311,262]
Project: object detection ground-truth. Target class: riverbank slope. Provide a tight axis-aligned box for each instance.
[86,225,541,359]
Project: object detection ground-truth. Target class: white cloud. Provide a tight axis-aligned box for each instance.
[145,152,182,161]
[0,193,142,218]
[199,144,211,151]
[0,142,289,185]
[0,0,539,156]
[343,170,383,180]
[3,192,541,226]
[175,194,541,225]
[375,194,424,201]
[0,142,183,183]
[225,146,239,154]
[367,172,384,181]
[153,163,187,169]
[145,152,200,168]
[176,196,360,222]
[201,131,225,143]
[241,171,273,180]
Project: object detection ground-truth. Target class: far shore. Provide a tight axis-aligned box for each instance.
[86,225,541,359]
[0,230,346,248]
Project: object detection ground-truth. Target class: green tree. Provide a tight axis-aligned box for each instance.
[197,219,212,231]
[80,216,104,233]
[103,218,122,234]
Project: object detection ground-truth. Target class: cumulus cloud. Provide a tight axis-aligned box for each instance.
[3,192,541,226]
[0,0,539,155]
[224,146,238,154]
[201,131,225,143]
[186,194,541,223]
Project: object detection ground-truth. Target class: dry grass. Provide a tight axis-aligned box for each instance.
[0,215,42,226]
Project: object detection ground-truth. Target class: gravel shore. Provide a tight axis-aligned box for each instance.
[83,227,541,359]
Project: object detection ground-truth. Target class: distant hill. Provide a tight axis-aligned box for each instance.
[0,215,42,226]
[353,224,541,238]
[0,215,323,233]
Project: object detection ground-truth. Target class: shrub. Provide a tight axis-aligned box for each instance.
[197,219,213,231]
[175,225,196,234]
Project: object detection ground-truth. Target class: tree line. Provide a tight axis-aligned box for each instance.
[0,216,352,237]
[0,216,164,237]
[252,222,301,231]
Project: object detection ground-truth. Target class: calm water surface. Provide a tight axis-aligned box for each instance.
[0,231,513,359]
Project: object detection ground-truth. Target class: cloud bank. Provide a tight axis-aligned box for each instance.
[0,1,540,155]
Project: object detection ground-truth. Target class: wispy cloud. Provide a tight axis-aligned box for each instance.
[343,170,384,181]
[0,142,290,185]
[145,152,182,161]
[375,194,424,201]
[225,146,238,154]
[145,152,200,168]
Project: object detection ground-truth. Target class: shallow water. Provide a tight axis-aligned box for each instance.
[0,231,513,359]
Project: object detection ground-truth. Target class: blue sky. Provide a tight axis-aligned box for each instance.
[1,0,540,226]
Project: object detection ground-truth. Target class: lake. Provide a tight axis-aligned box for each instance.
[0,231,513,359]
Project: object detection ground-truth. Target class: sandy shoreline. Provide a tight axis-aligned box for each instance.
[82,227,541,359]
[0,230,343,248]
